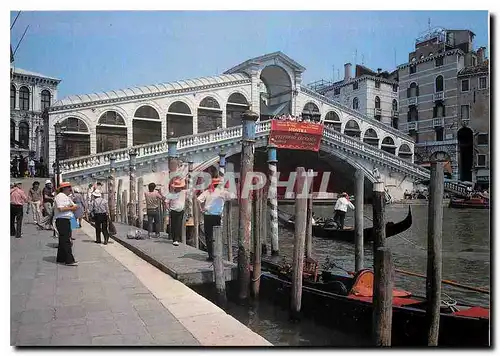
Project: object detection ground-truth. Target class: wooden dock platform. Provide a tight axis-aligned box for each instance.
[111,223,238,286]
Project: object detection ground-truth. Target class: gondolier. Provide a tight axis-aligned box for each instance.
[333,192,355,230]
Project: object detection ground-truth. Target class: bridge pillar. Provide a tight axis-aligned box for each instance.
[267,144,279,255]
[238,109,259,301]
[354,169,364,271]
[128,149,138,226]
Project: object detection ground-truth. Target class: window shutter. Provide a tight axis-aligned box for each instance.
[433,106,437,118]
[416,86,420,96]
[442,105,446,117]
[407,88,410,98]
[407,111,411,122]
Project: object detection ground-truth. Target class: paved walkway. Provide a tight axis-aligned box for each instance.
[11,212,271,346]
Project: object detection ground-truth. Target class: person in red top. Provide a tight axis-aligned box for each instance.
[11,182,29,238]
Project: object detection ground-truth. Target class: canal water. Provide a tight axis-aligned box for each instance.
[196,203,490,346]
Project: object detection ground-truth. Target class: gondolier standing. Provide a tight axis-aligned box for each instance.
[333,192,355,230]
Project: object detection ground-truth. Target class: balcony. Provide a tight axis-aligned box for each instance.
[408,97,418,106]
[374,108,382,116]
[433,117,444,127]
[407,122,418,131]
[391,110,399,118]
[433,92,445,101]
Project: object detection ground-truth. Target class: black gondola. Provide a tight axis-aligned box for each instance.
[278,206,412,242]
[258,259,490,347]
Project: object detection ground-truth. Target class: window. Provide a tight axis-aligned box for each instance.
[435,57,444,67]
[435,127,444,141]
[352,97,359,110]
[334,87,341,95]
[407,82,418,97]
[411,57,416,62]
[420,55,424,60]
[392,99,398,112]
[18,121,29,148]
[479,77,487,90]
[461,105,470,120]
[477,133,488,145]
[41,90,51,110]
[408,107,418,122]
[19,86,29,111]
[435,75,444,92]
[392,84,398,92]
[10,120,15,141]
[375,96,381,109]
[10,84,16,109]
[353,82,358,90]
[409,65,416,74]
[472,57,477,66]
[433,103,445,118]
[477,154,486,167]
[375,81,380,89]
[461,79,470,92]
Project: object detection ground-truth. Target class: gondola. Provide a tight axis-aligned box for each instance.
[277,206,412,242]
[257,259,489,347]
[449,197,489,209]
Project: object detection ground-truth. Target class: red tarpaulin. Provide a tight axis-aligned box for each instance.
[268,120,324,152]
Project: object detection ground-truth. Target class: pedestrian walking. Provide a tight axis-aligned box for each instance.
[28,181,42,225]
[28,157,35,177]
[197,177,235,261]
[71,187,86,228]
[54,182,78,266]
[10,182,29,238]
[89,190,110,244]
[40,180,55,230]
[144,182,165,238]
[167,178,187,246]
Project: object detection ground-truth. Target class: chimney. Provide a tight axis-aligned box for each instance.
[344,63,352,82]
[476,47,485,64]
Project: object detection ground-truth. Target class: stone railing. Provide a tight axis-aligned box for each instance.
[322,127,430,179]
[60,119,429,180]
[60,121,273,175]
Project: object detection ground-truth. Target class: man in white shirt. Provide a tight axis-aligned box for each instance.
[333,192,355,230]
[167,178,187,246]
[54,182,78,266]
[28,158,35,177]
[197,177,235,261]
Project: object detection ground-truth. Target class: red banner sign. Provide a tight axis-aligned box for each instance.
[269,120,324,152]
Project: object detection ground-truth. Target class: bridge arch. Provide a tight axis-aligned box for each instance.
[363,128,379,146]
[324,110,341,132]
[226,92,250,128]
[381,136,396,154]
[57,116,91,159]
[343,119,361,138]
[167,100,193,137]
[96,110,127,153]
[397,143,413,161]
[198,96,223,133]
[302,102,321,121]
[259,65,293,120]
[133,105,162,145]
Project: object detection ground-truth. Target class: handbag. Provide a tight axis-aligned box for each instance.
[70,214,79,230]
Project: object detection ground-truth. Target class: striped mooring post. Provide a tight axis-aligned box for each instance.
[267,144,279,255]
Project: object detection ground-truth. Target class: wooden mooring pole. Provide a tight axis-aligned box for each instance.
[137,177,144,229]
[267,144,279,255]
[252,186,262,298]
[372,180,393,346]
[305,169,313,259]
[291,167,307,318]
[107,154,117,223]
[354,169,365,271]
[128,149,138,226]
[212,226,227,307]
[237,110,259,301]
[186,161,194,247]
[426,151,448,346]
[117,179,123,222]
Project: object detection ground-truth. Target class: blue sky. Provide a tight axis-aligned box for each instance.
[10,11,489,99]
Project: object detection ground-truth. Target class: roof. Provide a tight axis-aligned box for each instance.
[224,51,306,74]
[51,73,250,108]
[457,62,489,77]
[11,66,61,82]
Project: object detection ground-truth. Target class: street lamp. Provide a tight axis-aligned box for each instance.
[54,122,63,188]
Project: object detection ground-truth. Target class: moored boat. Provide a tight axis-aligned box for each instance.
[258,259,490,346]
[449,197,489,209]
[278,206,412,242]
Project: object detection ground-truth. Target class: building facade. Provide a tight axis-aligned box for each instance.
[310,63,399,129]
[397,28,489,184]
[10,65,61,160]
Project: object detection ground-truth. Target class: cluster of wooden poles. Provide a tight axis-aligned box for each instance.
[101,111,455,347]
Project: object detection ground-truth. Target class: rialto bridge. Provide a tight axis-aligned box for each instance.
[47,51,436,201]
